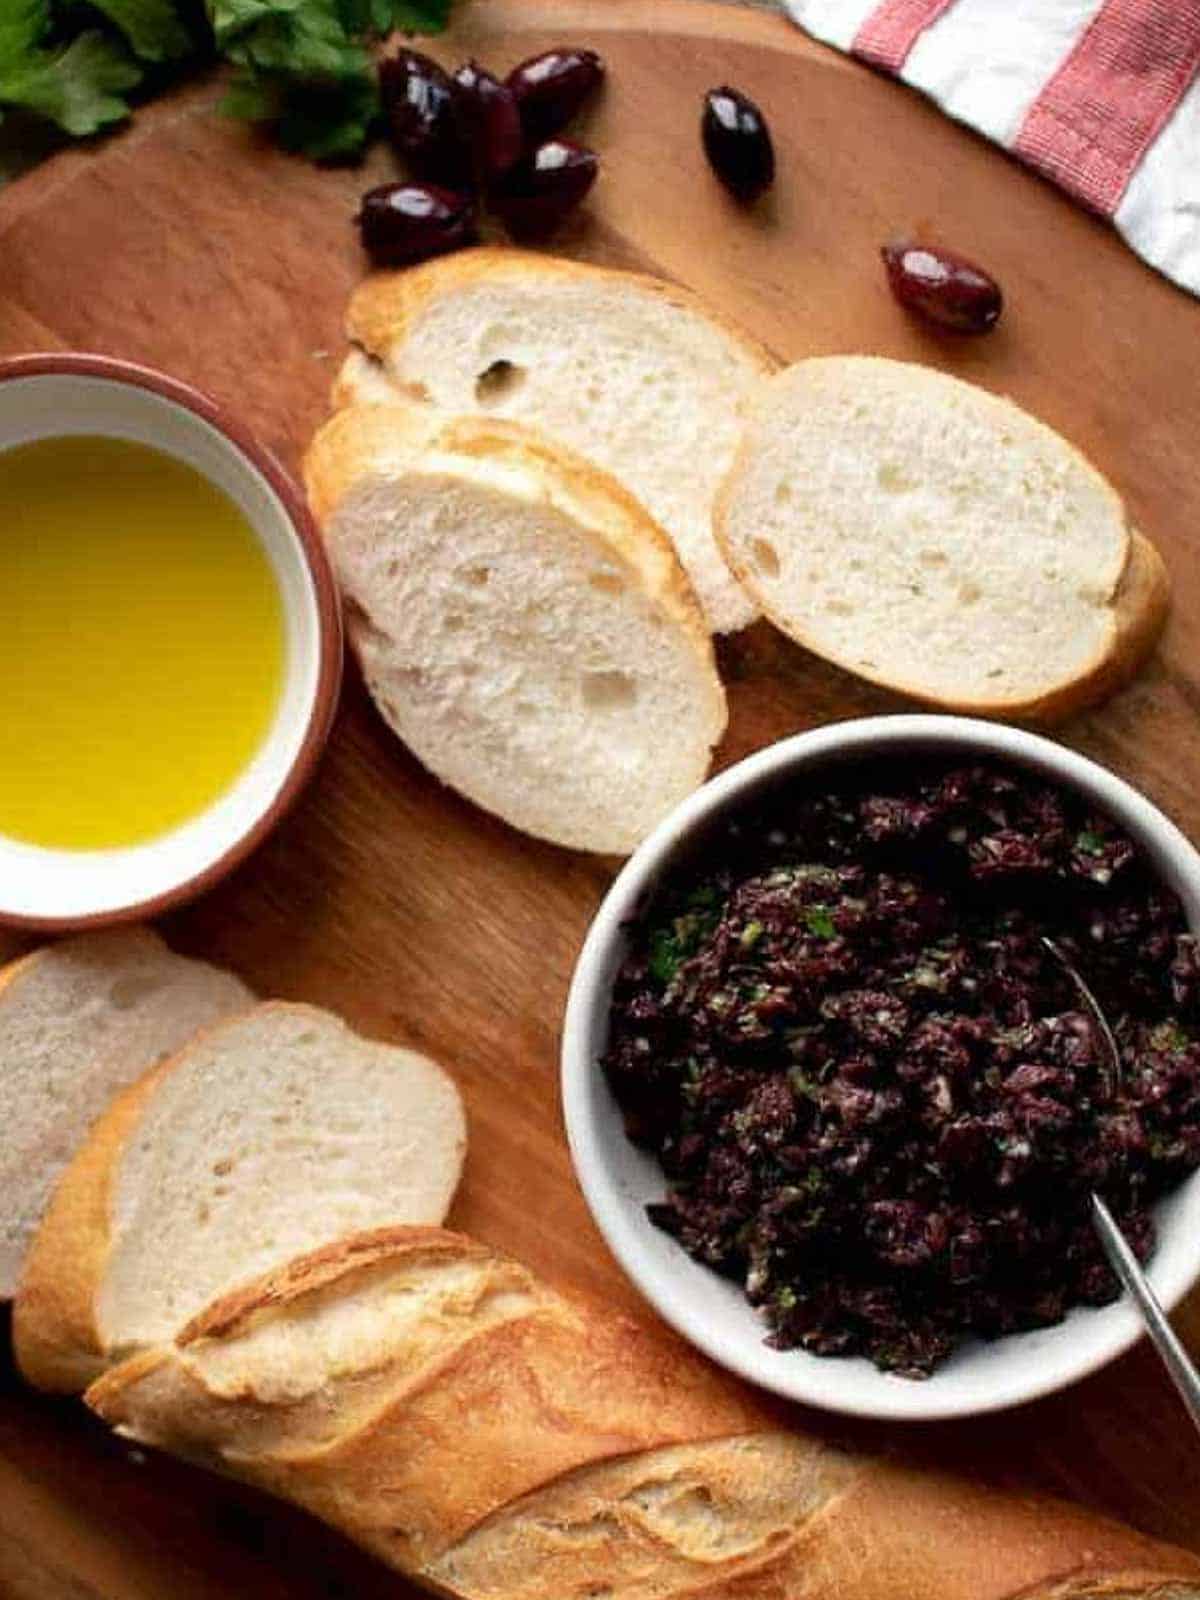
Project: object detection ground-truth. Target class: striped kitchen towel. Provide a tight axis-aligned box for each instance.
[784,0,1200,298]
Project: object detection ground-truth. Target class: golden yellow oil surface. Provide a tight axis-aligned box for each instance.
[0,435,286,851]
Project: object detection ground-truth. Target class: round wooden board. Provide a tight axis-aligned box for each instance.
[1,0,1199,1591]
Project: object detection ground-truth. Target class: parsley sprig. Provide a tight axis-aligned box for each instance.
[0,0,451,155]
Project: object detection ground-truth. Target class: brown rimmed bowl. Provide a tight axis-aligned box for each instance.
[0,353,342,929]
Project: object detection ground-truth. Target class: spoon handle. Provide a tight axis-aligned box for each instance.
[1091,1193,1200,1436]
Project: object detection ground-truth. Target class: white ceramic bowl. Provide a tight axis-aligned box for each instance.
[562,715,1200,1420]
[0,353,341,930]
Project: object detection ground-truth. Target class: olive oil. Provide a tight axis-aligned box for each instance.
[0,435,285,851]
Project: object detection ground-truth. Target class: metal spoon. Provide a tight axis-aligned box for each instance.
[1041,935,1200,1434]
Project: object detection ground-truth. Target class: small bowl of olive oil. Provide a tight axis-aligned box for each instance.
[0,353,341,928]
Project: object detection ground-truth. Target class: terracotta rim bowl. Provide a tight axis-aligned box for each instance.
[0,353,342,930]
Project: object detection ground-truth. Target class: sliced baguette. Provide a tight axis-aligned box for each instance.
[86,1227,1200,1599]
[303,405,727,855]
[14,1001,466,1393]
[716,356,1169,720]
[336,247,775,634]
[0,927,252,1298]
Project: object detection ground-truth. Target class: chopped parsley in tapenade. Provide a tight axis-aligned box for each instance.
[603,762,1200,1378]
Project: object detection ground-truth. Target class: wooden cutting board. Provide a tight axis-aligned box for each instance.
[1,1,1199,1591]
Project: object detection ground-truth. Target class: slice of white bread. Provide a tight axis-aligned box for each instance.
[716,356,1169,721]
[303,405,728,855]
[13,1001,467,1393]
[0,927,252,1299]
[335,247,775,634]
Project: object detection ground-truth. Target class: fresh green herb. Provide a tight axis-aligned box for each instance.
[739,919,765,951]
[873,1341,909,1371]
[1075,829,1105,857]
[778,1168,825,1201]
[1148,1132,1181,1162]
[0,0,451,154]
[802,904,837,940]
[788,1065,821,1102]
[1150,1020,1189,1053]
[680,1057,705,1104]
[683,883,722,912]
[648,927,685,986]
[92,0,194,62]
[0,1,140,136]
[646,889,724,986]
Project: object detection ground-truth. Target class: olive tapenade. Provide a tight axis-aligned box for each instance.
[603,762,1200,1378]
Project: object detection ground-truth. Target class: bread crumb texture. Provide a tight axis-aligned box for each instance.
[718,356,1142,711]
[314,410,726,854]
[86,1228,1200,1600]
[0,928,251,1296]
[344,249,774,632]
[97,1005,465,1352]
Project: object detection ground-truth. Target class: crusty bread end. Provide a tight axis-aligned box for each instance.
[85,1227,1200,1600]
[15,1065,169,1392]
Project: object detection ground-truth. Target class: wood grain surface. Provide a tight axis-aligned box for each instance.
[0,0,1198,1592]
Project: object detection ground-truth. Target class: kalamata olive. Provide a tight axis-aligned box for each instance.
[490,138,598,236]
[506,47,604,141]
[453,59,523,179]
[357,183,477,266]
[702,85,774,201]
[379,49,471,188]
[881,241,1003,333]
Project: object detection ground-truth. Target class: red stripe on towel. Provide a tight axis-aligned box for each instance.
[852,0,960,73]
[1014,0,1200,215]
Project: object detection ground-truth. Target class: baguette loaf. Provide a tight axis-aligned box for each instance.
[303,405,727,855]
[715,356,1169,720]
[335,247,774,633]
[86,1227,1200,1599]
[0,927,252,1298]
[14,1003,466,1393]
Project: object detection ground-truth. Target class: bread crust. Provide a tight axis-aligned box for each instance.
[338,248,775,638]
[304,403,728,853]
[85,1227,1200,1600]
[14,1027,229,1392]
[88,1226,772,1572]
[1022,528,1169,724]
[305,403,721,691]
[13,1003,465,1393]
[440,414,719,677]
[177,1225,482,1344]
[714,358,1169,723]
[303,396,444,526]
[0,930,252,1304]
[343,246,778,384]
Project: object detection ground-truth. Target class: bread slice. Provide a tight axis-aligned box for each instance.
[303,405,727,855]
[84,1226,782,1580]
[0,927,252,1299]
[715,356,1169,720]
[336,247,775,634]
[85,1229,1200,1600]
[13,1002,467,1393]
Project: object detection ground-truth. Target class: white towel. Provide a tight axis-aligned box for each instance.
[785,0,1200,298]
